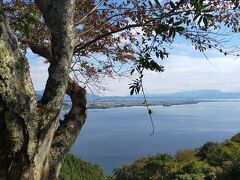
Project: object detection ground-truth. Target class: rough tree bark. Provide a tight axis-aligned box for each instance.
[0,0,87,179]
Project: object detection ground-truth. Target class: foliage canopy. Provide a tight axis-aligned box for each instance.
[3,0,240,93]
[113,133,240,180]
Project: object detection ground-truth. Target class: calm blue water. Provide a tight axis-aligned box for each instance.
[71,102,240,175]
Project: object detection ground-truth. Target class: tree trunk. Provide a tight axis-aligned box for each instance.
[0,1,87,179]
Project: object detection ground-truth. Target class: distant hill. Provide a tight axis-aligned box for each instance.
[97,90,240,100]
[152,90,240,100]
[36,89,240,101]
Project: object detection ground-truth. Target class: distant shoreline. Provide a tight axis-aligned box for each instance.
[87,100,199,109]
[62,99,240,110]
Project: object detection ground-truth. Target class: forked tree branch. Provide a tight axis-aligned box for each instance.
[35,0,75,111]
[49,78,87,171]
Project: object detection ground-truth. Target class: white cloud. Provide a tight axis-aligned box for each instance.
[103,53,240,96]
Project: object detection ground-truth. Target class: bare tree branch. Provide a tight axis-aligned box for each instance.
[74,23,155,52]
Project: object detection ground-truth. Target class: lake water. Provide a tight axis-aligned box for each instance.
[70,102,240,175]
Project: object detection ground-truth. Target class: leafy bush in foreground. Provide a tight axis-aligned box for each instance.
[59,133,240,180]
[60,154,106,180]
[196,139,240,167]
[171,160,216,180]
[113,154,178,180]
[114,133,240,180]
[231,133,240,143]
[175,149,198,162]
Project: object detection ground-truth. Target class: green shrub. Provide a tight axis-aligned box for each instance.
[113,157,150,180]
[197,140,240,167]
[60,154,106,180]
[197,142,219,160]
[113,153,177,180]
[175,149,198,162]
[223,140,240,161]
[231,133,240,143]
[144,153,177,179]
[174,174,205,180]
[113,133,240,180]
[171,160,216,180]
[221,158,240,180]
[113,165,149,180]
[205,144,232,166]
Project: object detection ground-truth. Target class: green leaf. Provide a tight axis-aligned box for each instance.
[193,13,200,21]
[173,21,182,26]
[172,28,176,39]
[176,26,185,32]
[170,1,176,8]
[185,11,191,16]
[203,16,208,29]
[162,34,166,41]
[169,26,174,37]
[202,9,213,13]
[154,0,161,6]
[169,27,176,39]
[148,0,153,7]
[130,88,134,95]
[156,24,169,34]
[198,15,203,26]
[130,69,135,75]
[169,17,174,24]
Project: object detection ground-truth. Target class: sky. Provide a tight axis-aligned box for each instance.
[28,37,240,96]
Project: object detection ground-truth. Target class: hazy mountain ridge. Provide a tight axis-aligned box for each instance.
[154,90,240,100]
[36,90,240,101]
[92,90,240,100]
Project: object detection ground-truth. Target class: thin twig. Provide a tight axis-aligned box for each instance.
[140,78,155,136]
